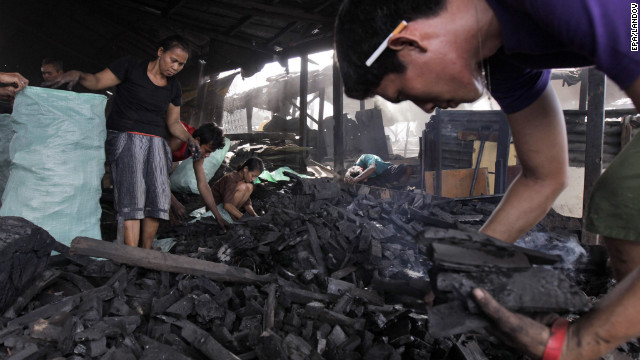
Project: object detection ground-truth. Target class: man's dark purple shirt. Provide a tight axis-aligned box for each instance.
[485,0,640,113]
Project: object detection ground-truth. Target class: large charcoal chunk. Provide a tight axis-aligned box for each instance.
[436,267,591,313]
[429,239,531,271]
[0,216,55,313]
[427,301,489,338]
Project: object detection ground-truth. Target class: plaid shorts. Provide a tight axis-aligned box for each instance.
[106,130,172,220]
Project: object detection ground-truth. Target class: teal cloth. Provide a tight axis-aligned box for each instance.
[354,154,390,178]
[0,114,13,206]
[216,203,234,224]
[257,166,310,183]
[188,203,234,224]
[0,87,106,246]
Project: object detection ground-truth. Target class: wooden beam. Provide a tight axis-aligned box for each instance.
[246,106,253,133]
[163,0,188,17]
[583,68,606,245]
[266,0,335,46]
[214,0,333,23]
[300,53,309,147]
[333,60,344,171]
[289,100,318,124]
[69,237,273,284]
[267,21,299,46]
[227,15,254,36]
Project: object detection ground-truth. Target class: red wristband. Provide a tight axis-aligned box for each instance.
[542,318,570,360]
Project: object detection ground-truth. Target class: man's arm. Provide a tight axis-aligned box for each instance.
[474,75,640,360]
[0,72,28,98]
[45,68,121,90]
[480,85,568,243]
[166,104,191,142]
[166,104,201,159]
[474,266,640,360]
[192,158,228,229]
[346,164,377,184]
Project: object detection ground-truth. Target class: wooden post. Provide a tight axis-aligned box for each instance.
[300,53,309,147]
[403,121,410,157]
[317,88,326,159]
[333,61,344,172]
[578,69,589,111]
[494,114,511,195]
[434,109,442,196]
[582,68,606,245]
[621,115,633,149]
[246,105,253,133]
[196,59,207,127]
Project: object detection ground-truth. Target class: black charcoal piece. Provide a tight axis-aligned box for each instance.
[138,335,193,360]
[427,301,488,338]
[86,336,107,357]
[282,333,312,358]
[327,325,347,348]
[0,217,55,314]
[304,302,365,330]
[103,316,141,334]
[109,297,133,316]
[430,240,531,271]
[195,294,225,322]
[174,319,241,360]
[363,343,401,360]
[28,311,73,352]
[449,335,489,360]
[166,295,195,318]
[74,321,122,342]
[282,287,333,304]
[151,290,183,316]
[256,329,287,360]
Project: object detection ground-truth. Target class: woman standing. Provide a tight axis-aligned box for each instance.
[52,35,199,248]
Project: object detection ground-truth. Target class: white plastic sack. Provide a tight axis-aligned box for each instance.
[0,87,107,246]
[170,137,230,194]
[0,114,14,206]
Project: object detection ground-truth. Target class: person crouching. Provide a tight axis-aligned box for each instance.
[210,157,264,223]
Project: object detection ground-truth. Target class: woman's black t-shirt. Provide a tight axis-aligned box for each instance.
[106,56,182,137]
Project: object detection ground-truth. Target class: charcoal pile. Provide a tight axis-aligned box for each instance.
[0,176,616,360]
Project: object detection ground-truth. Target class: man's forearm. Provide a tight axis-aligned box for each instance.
[563,267,640,360]
[480,172,565,243]
[198,183,221,216]
[78,72,101,90]
[167,121,191,142]
[355,166,377,183]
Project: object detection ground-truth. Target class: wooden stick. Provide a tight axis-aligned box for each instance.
[70,237,273,284]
